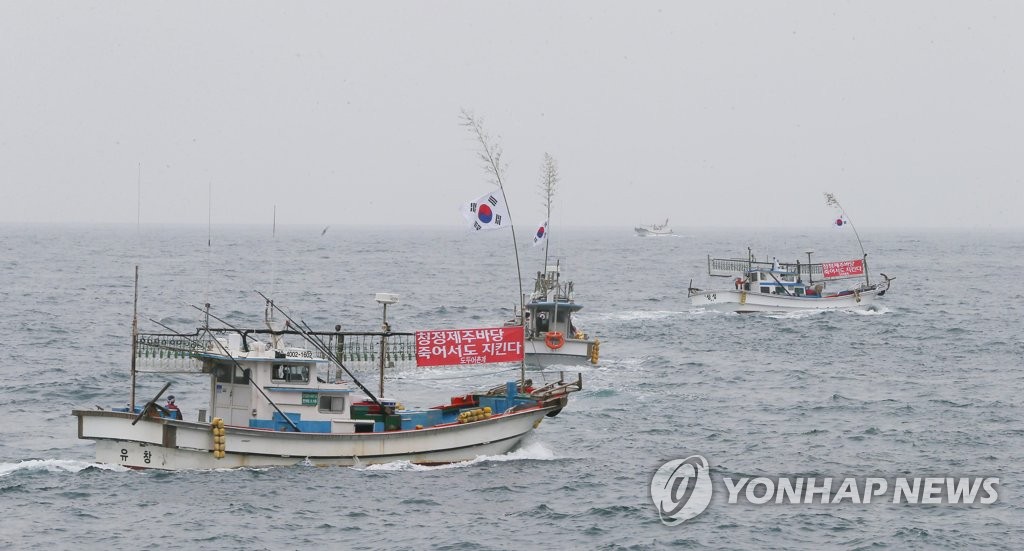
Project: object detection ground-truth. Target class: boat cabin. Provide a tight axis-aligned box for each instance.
[738,268,820,297]
[524,265,585,339]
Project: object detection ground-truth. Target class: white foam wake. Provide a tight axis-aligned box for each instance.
[353,441,557,472]
[0,458,130,477]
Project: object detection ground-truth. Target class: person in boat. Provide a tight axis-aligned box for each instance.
[165,395,182,420]
[537,311,549,333]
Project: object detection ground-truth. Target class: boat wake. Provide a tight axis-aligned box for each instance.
[590,310,685,322]
[353,441,557,472]
[0,458,130,477]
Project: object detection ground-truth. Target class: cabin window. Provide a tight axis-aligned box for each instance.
[795,288,805,296]
[318,395,346,413]
[760,286,770,293]
[272,363,310,383]
[214,363,250,385]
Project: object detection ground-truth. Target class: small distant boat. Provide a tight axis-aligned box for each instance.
[72,276,581,470]
[510,262,599,368]
[635,219,673,236]
[688,252,893,313]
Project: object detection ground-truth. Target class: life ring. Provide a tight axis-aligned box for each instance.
[545,331,564,350]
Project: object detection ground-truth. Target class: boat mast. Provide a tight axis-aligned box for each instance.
[130,266,139,408]
[825,193,869,285]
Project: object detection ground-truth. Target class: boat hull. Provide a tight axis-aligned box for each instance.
[690,288,884,313]
[74,406,554,470]
[634,228,672,237]
[524,337,595,367]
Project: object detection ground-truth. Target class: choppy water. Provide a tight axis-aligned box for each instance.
[1,224,1021,549]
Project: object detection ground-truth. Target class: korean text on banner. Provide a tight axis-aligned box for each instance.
[415,326,525,367]
[821,259,864,279]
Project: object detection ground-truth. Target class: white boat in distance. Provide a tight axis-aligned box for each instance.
[72,286,581,470]
[635,219,673,236]
[688,253,893,313]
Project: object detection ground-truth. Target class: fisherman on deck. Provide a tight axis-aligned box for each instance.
[166,395,182,420]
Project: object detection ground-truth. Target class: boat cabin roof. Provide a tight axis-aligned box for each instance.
[527,301,583,312]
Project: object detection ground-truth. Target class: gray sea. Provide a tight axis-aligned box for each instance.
[1,224,1021,550]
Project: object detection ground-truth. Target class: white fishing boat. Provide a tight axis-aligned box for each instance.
[501,153,599,368]
[72,281,581,470]
[688,253,893,313]
[689,193,894,313]
[635,219,673,236]
[508,262,599,368]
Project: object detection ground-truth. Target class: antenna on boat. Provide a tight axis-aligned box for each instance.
[825,192,869,285]
[130,265,139,409]
[136,163,142,234]
[375,293,399,397]
[461,109,526,387]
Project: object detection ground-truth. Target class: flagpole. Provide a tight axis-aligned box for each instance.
[825,192,869,285]
[462,110,526,387]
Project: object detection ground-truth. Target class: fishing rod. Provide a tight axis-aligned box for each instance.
[256,291,383,408]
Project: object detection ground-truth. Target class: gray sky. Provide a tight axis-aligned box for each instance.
[2,2,1021,229]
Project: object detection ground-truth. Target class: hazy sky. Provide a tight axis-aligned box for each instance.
[2,2,1021,229]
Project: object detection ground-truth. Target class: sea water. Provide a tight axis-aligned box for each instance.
[0,224,1021,550]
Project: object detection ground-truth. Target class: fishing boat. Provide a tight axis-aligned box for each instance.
[71,281,581,470]
[688,252,893,313]
[635,219,673,236]
[508,262,599,367]
[502,153,599,367]
[689,193,894,313]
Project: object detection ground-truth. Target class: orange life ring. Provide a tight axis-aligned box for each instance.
[545,331,565,350]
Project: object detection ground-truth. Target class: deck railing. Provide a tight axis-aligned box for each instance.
[134,328,419,373]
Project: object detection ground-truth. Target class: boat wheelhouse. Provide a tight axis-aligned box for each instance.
[508,262,599,368]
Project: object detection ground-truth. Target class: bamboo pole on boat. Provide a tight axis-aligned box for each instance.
[461,110,526,387]
[825,193,869,286]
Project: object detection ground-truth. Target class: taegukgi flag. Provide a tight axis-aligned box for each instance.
[533,220,548,246]
[461,189,510,231]
[833,215,848,228]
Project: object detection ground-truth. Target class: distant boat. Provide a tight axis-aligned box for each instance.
[688,194,894,313]
[635,219,672,236]
[688,252,893,313]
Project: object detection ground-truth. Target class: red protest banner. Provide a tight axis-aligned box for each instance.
[821,259,864,279]
[415,326,524,367]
